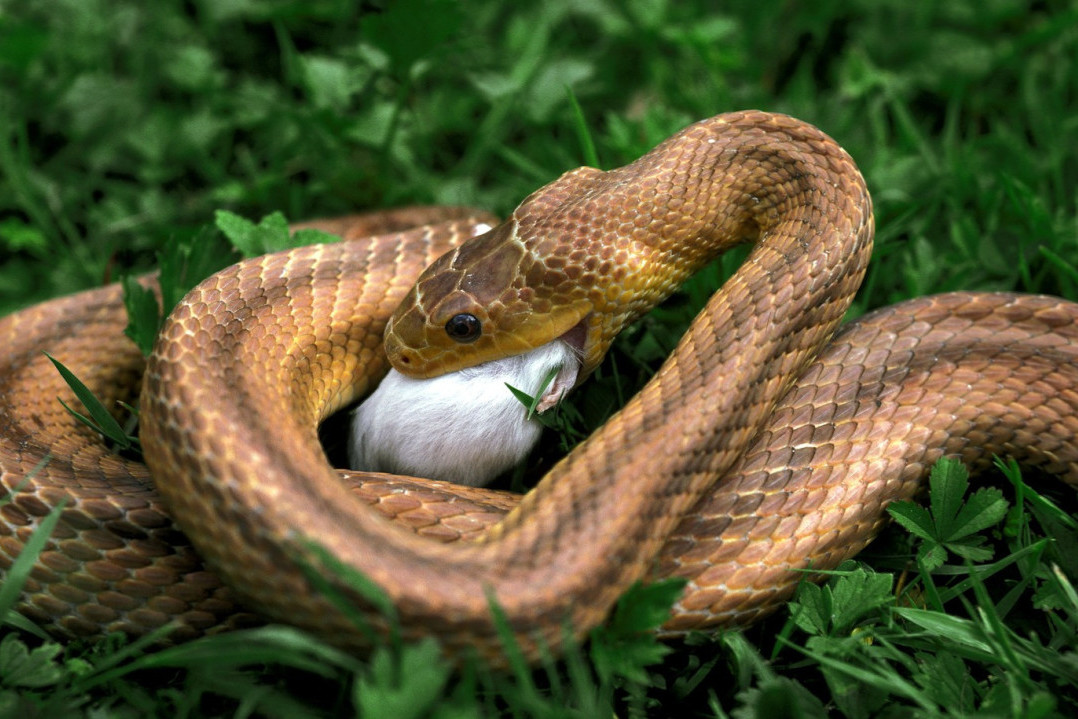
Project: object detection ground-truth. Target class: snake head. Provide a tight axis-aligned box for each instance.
[384,162,678,380]
[384,219,597,379]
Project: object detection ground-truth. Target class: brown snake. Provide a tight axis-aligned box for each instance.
[1,111,1077,664]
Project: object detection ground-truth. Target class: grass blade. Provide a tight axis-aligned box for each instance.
[0,492,64,626]
[44,352,135,451]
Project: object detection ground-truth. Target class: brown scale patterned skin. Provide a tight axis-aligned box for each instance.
[1,112,1077,665]
[0,207,497,641]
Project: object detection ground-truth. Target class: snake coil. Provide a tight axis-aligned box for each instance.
[0,112,1075,664]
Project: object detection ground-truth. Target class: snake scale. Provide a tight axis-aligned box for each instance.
[1,111,1076,664]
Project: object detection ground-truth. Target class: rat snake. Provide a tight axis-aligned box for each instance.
[1,111,1076,663]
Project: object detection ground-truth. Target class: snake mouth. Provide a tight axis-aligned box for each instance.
[556,315,589,362]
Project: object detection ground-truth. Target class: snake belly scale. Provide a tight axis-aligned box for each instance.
[0,111,1075,663]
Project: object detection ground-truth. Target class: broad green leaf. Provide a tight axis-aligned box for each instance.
[929,457,969,533]
[919,543,947,572]
[790,565,893,636]
[0,635,62,688]
[214,210,260,257]
[946,487,1008,540]
[216,210,291,257]
[121,275,160,356]
[890,459,1009,571]
[215,211,337,260]
[909,651,974,710]
[355,638,451,719]
[721,630,778,686]
[0,218,46,254]
[158,227,235,316]
[589,579,684,683]
[829,568,894,631]
[790,582,830,636]
[887,502,935,541]
[359,0,462,75]
[731,676,828,719]
[291,227,340,247]
[605,579,686,633]
[301,55,363,111]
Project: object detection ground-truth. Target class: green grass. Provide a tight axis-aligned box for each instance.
[2,0,1078,716]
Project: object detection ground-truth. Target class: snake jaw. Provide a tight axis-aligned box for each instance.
[554,314,595,383]
[557,315,588,355]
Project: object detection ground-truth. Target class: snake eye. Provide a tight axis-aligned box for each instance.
[444,313,481,343]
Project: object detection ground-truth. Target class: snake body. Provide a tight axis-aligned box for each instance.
[1,111,1077,663]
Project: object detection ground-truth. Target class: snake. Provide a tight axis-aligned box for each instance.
[1,110,1077,665]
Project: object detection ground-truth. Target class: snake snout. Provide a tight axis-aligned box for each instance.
[383,331,411,369]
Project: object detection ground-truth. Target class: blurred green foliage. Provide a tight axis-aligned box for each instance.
[1,0,1075,314]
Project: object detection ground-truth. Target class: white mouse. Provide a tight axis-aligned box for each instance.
[348,340,579,486]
